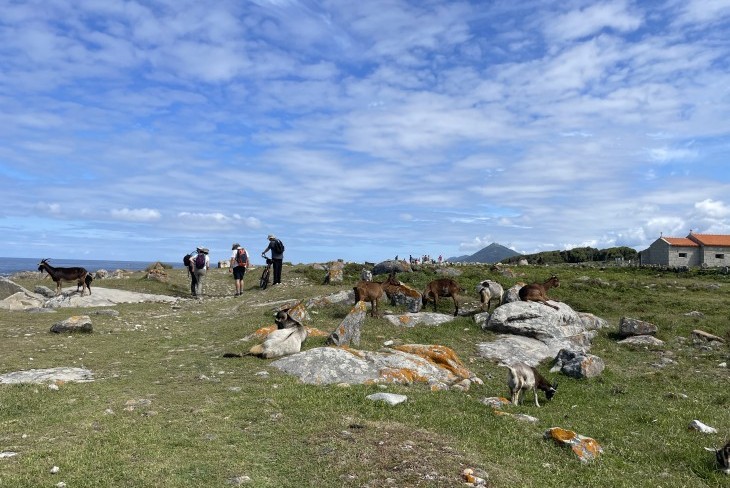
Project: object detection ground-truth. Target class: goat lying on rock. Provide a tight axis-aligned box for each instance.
[518,276,560,309]
[38,258,90,296]
[422,278,464,316]
[503,361,557,407]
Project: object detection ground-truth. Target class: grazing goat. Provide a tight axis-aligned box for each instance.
[476,279,503,312]
[503,362,557,407]
[518,275,560,309]
[422,278,464,316]
[353,272,400,317]
[38,259,90,296]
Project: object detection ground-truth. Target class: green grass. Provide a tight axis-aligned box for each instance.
[1,264,729,487]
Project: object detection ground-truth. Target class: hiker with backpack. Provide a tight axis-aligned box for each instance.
[191,247,210,298]
[229,242,250,296]
[183,250,198,297]
[261,234,284,286]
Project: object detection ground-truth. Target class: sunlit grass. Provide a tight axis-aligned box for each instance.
[1,263,728,487]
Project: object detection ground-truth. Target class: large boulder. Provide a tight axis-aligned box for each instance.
[270,344,481,391]
[476,301,601,366]
[384,312,456,328]
[0,277,33,300]
[50,315,93,334]
[372,260,412,275]
[618,317,658,337]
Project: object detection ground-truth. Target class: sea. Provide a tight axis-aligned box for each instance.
[0,257,184,278]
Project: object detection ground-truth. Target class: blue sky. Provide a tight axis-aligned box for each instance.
[2,0,730,265]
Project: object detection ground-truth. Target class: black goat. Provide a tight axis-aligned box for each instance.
[38,259,90,296]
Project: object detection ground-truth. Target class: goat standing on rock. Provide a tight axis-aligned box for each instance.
[37,259,91,296]
[519,276,560,309]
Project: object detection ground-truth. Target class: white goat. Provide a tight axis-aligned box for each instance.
[476,279,504,312]
[503,362,557,407]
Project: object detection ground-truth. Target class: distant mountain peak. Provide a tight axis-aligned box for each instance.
[447,242,519,263]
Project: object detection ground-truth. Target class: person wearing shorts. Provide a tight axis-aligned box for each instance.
[229,243,249,296]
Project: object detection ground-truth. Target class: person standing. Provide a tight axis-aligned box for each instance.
[184,250,198,297]
[261,234,284,285]
[229,242,249,296]
[192,247,210,297]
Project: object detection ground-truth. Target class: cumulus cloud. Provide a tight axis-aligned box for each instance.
[694,199,730,218]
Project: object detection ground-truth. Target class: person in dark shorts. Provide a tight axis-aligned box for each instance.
[229,243,249,296]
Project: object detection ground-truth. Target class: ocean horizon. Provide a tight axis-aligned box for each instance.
[0,257,184,277]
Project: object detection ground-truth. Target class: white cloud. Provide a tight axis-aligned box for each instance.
[111,208,161,222]
[694,199,730,218]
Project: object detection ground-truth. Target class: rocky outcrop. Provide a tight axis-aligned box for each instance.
[476,301,603,367]
[327,301,366,346]
[270,344,481,391]
[372,260,412,275]
[618,317,658,337]
[0,367,94,384]
[384,312,456,328]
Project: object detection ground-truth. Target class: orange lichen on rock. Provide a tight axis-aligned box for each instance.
[544,427,603,462]
[394,344,472,379]
[251,325,277,339]
[305,327,328,337]
[397,315,414,326]
[379,367,429,385]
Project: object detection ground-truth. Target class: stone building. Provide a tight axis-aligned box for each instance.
[640,232,730,267]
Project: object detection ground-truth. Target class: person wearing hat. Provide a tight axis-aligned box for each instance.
[191,247,210,298]
[261,234,284,286]
[229,242,249,296]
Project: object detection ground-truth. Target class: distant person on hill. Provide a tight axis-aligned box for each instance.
[192,247,210,298]
[229,243,249,296]
[261,234,284,286]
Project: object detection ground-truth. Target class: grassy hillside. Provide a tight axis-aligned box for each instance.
[1,263,728,487]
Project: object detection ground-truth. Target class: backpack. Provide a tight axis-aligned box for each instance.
[195,253,206,269]
[235,248,248,267]
[183,254,192,267]
[272,239,285,254]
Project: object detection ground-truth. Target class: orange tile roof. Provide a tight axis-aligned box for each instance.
[662,237,699,247]
[688,233,730,246]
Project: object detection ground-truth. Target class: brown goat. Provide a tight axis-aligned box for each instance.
[422,278,463,316]
[38,259,90,296]
[354,272,401,317]
[518,276,560,309]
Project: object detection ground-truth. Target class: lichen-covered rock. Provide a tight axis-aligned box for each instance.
[327,301,366,346]
[552,349,605,378]
[384,312,455,328]
[618,317,658,337]
[0,367,94,384]
[372,260,412,275]
[50,315,93,334]
[324,260,345,284]
[544,427,603,462]
[270,344,480,390]
[618,335,665,348]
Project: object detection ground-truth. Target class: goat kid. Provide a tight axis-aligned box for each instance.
[422,278,463,316]
[476,279,504,312]
[77,274,94,295]
[38,259,90,296]
[503,362,557,407]
[518,275,560,310]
